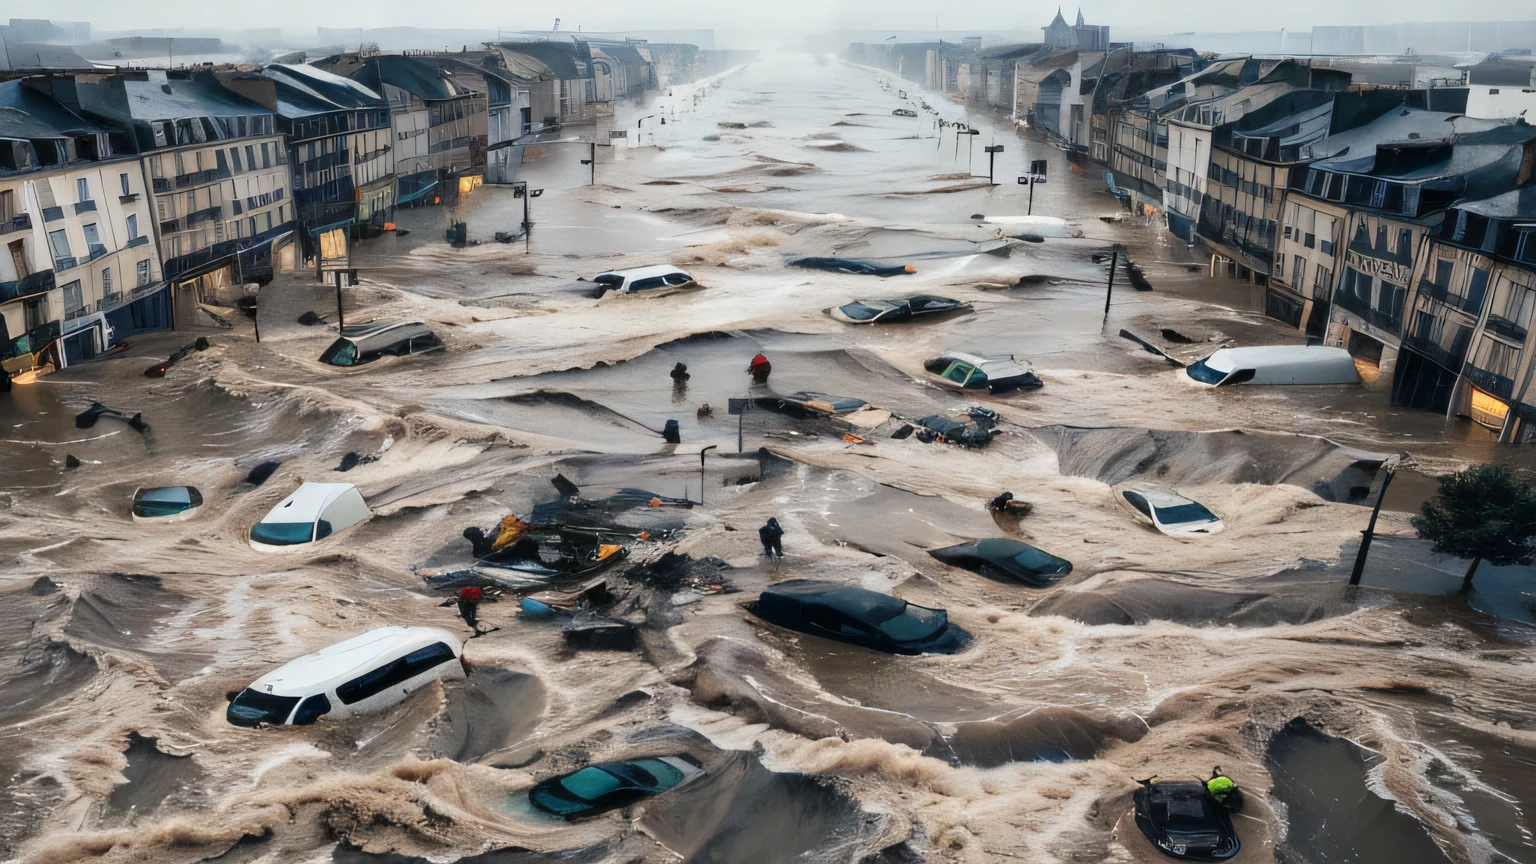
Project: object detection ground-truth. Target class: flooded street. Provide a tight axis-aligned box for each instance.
[3,51,1536,864]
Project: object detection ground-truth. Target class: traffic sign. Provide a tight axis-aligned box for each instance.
[1017,174,1047,185]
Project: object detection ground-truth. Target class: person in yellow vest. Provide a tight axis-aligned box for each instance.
[1207,767,1244,811]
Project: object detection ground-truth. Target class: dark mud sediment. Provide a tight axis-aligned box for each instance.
[106,733,203,817]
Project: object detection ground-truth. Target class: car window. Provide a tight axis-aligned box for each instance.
[942,361,974,384]
[1185,358,1227,384]
[663,272,693,286]
[560,767,624,802]
[1010,546,1062,573]
[1153,502,1219,525]
[632,758,685,788]
[804,605,854,635]
[251,521,315,546]
[1122,491,1152,517]
[291,693,331,725]
[335,642,454,705]
[964,367,989,387]
[411,335,444,353]
[629,276,668,292]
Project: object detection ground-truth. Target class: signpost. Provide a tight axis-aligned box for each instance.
[1017,160,1049,214]
[983,144,1003,185]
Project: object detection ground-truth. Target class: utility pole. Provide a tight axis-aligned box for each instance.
[1102,248,1117,327]
[1349,461,1399,586]
[699,445,717,505]
[1028,177,1036,215]
[984,144,1003,185]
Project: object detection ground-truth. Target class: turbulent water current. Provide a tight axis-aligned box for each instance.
[2,52,1534,864]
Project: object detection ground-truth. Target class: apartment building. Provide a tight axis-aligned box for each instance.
[70,70,291,323]
[1,79,159,377]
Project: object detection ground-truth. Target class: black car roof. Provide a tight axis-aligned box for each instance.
[762,579,909,623]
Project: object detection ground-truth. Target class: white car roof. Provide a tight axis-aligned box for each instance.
[938,352,1034,377]
[1126,486,1199,509]
[259,482,359,524]
[594,265,690,281]
[250,626,462,697]
[1200,345,1358,380]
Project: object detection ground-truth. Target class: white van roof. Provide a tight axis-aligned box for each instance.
[938,352,1034,378]
[1196,345,1360,385]
[594,265,689,281]
[259,482,360,524]
[250,626,462,697]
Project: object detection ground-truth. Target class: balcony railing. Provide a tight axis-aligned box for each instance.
[0,269,56,303]
[152,177,172,193]
[1465,365,1515,399]
[1404,333,1466,371]
[53,256,77,271]
[64,302,95,321]
[1335,289,1403,334]
[1484,313,1529,343]
[1419,279,1485,317]
[87,244,107,261]
[74,200,97,214]
[175,168,228,188]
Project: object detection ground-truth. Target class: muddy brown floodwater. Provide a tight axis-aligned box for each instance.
[2,51,1535,864]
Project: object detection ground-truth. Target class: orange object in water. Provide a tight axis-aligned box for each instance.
[903,264,916,273]
[639,530,651,541]
[490,514,528,552]
[384,222,397,231]
[433,196,441,205]
[649,497,663,507]
[842,433,867,444]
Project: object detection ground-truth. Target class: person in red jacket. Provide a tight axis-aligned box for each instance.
[748,353,772,384]
[440,586,492,637]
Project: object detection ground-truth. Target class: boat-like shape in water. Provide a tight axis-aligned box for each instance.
[828,295,972,324]
[131,486,204,522]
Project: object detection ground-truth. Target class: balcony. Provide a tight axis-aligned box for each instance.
[0,214,29,235]
[1465,364,1515,399]
[175,168,227,189]
[0,269,55,303]
[1484,313,1528,343]
[64,302,96,322]
[1419,279,1485,318]
[1404,333,1466,371]
[1335,289,1403,334]
[87,244,107,261]
[42,206,64,222]
[74,200,97,215]
[126,235,150,248]
[53,256,77,271]
[186,205,224,225]
[119,193,139,203]
[152,177,172,193]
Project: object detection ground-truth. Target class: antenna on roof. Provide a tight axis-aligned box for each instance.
[553,17,561,31]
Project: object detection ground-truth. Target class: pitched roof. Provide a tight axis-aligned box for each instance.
[0,79,107,139]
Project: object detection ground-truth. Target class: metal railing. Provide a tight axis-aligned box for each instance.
[1484,313,1529,344]
[1335,290,1403,334]
[1404,333,1466,371]
[1465,365,1515,399]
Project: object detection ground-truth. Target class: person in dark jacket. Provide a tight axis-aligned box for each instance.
[670,362,690,382]
[748,353,772,384]
[759,518,784,558]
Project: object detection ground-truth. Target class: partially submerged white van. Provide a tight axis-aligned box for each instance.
[1185,345,1360,387]
[249,482,371,551]
[226,626,467,727]
[592,265,697,297]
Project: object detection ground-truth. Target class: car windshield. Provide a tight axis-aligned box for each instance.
[560,766,626,802]
[1185,358,1228,385]
[1154,502,1219,526]
[250,521,315,546]
[877,603,946,642]
[1165,795,1217,829]
[133,487,199,518]
[1011,546,1064,573]
[941,361,975,384]
[321,339,359,366]
[839,302,887,320]
[226,688,299,726]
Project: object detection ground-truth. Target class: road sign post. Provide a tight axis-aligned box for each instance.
[984,144,1003,185]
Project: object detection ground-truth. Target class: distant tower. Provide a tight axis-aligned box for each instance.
[1076,8,1085,26]
[1043,7,1073,50]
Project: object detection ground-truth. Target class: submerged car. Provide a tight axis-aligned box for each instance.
[529,755,702,818]
[923,352,1042,393]
[1185,345,1360,387]
[829,295,972,325]
[1133,779,1241,860]
[1116,486,1224,537]
[226,626,466,727]
[592,265,696,297]
[131,486,204,522]
[746,578,964,654]
[249,482,372,551]
[928,538,1072,587]
[789,257,915,277]
[755,391,868,417]
[319,321,444,367]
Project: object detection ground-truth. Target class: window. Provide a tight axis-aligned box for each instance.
[1497,284,1536,327]
[48,228,71,261]
[231,147,242,172]
[62,280,83,313]
[102,267,111,293]
[261,143,271,168]
[1293,255,1305,287]
[1434,259,1454,287]
[1283,225,1293,240]
[187,189,197,211]
[1466,267,1491,312]
[82,223,102,256]
[290,693,332,725]
[1472,336,1519,378]
[119,173,130,196]
[1275,257,1284,278]
[76,177,90,202]
[1398,229,1414,258]
[127,213,138,240]
[137,259,150,286]
[0,189,12,222]
[335,642,456,705]
[246,145,256,170]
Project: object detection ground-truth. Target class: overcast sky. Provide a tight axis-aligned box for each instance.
[37,0,1536,41]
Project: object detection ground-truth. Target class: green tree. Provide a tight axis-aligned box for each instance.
[1411,465,1536,592]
